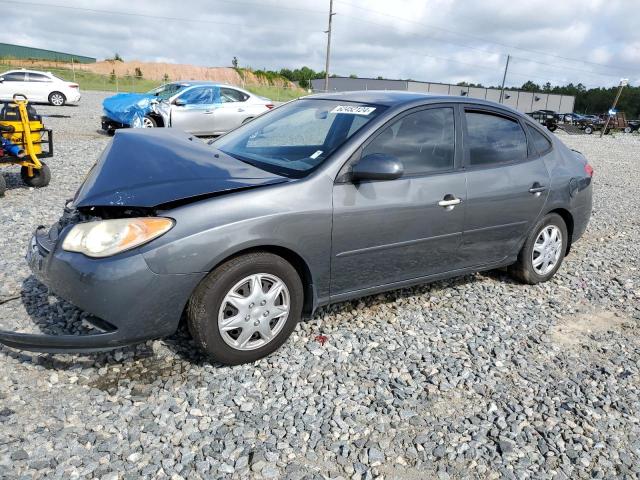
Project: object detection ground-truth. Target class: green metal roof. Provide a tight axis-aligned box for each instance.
[0,43,95,64]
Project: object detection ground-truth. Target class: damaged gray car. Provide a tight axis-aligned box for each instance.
[0,91,593,365]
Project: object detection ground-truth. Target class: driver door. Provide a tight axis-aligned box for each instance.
[331,106,467,296]
[170,86,218,134]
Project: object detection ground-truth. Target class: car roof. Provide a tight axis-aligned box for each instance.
[175,81,242,88]
[304,90,521,114]
[3,69,54,75]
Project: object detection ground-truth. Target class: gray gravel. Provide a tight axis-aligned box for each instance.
[1,91,639,479]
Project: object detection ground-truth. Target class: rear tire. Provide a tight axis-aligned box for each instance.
[48,91,66,106]
[21,162,51,188]
[509,213,568,285]
[624,126,631,134]
[0,174,6,197]
[187,252,303,365]
[584,126,593,134]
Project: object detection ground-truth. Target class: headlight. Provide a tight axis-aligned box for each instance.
[62,217,174,258]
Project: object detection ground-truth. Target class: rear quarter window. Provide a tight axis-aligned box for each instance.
[527,124,553,154]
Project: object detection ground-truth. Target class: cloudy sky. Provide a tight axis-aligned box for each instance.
[3,0,639,88]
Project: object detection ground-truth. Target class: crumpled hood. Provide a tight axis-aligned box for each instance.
[102,93,157,127]
[73,129,288,208]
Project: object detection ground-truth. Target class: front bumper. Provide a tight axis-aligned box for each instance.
[0,222,205,353]
[101,115,128,132]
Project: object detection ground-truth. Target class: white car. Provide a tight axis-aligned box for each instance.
[0,69,81,106]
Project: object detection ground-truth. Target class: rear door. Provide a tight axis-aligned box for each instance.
[25,72,52,102]
[459,107,550,266]
[169,86,217,134]
[331,105,467,295]
[212,87,252,133]
[0,71,28,101]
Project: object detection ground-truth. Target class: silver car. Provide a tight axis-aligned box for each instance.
[101,81,274,135]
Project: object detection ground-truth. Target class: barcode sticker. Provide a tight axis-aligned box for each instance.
[330,105,376,115]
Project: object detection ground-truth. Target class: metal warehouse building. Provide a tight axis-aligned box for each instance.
[311,77,575,113]
[0,43,96,64]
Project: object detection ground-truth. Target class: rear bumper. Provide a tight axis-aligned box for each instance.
[67,91,82,103]
[0,225,205,353]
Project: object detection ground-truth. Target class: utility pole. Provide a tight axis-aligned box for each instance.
[600,78,628,138]
[323,0,335,92]
[499,54,510,103]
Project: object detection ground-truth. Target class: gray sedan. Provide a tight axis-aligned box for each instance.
[0,91,593,365]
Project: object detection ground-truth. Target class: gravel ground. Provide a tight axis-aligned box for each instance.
[0,91,639,479]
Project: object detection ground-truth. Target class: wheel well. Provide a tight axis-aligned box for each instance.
[549,208,574,254]
[218,246,315,315]
[147,113,164,127]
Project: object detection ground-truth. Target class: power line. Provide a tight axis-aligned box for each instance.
[335,0,629,73]
[3,0,323,33]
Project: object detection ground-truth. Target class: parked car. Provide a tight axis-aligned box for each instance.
[101,81,274,135]
[0,91,593,365]
[0,69,81,106]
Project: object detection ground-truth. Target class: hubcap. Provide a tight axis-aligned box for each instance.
[51,94,64,105]
[142,117,155,128]
[218,273,290,351]
[532,225,563,276]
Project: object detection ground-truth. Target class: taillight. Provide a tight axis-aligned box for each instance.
[265,104,274,109]
[584,163,594,177]
[69,84,79,89]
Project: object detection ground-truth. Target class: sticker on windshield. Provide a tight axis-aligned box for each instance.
[310,150,323,159]
[330,105,376,115]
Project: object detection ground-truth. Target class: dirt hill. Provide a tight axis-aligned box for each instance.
[2,59,295,88]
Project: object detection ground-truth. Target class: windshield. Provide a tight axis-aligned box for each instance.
[147,83,187,100]
[212,99,386,177]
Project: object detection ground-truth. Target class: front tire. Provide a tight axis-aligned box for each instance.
[584,126,593,134]
[187,252,303,365]
[48,91,66,106]
[142,115,157,128]
[509,213,568,284]
[21,163,51,188]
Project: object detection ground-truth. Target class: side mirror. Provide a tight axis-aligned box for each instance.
[173,98,186,106]
[351,153,403,182]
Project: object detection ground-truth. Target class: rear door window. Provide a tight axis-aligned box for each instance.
[220,88,248,103]
[27,73,51,82]
[465,111,527,166]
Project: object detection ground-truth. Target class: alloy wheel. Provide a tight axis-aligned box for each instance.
[50,93,64,106]
[532,225,563,276]
[217,273,290,351]
[142,117,155,128]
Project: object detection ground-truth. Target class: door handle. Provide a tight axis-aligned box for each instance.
[204,110,215,114]
[528,183,547,195]
[237,108,245,112]
[438,195,461,209]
